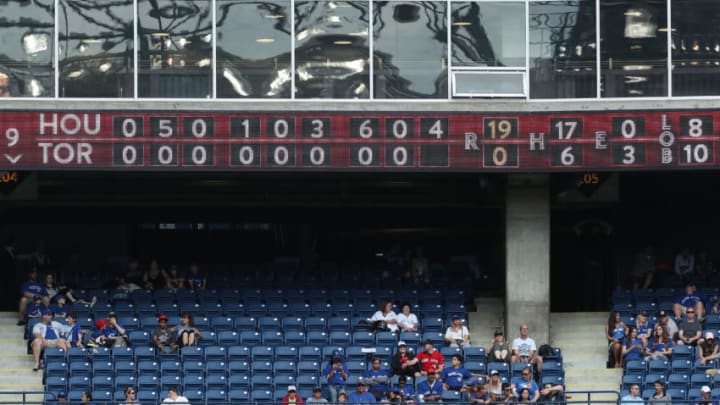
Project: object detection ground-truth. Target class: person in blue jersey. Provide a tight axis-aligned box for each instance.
[185,263,206,290]
[324,350,348,403]
[393,375,415,400]
[417,372,443,402]
[510,366,539,402]
[348,381,376,404]
[26,295,46,321]
[644,324,673,362]
[466,381,490,404]
[89,319,112,349]
[104,312,128,347]
[622,327,644,365]
[363,357,390,400]
[60,312,84,348]
[673,281,706,321]
[50,295,69,321]
[440,355,474,391]
[635,312,653,346]
[31,309,67,370]
[18,268,47,325]
[606,311,626,368]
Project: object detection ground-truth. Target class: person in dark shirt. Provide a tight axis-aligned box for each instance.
[391,341,421,378]
[18,268,46,325]
[185,263,207,290]
[363,358,389,400]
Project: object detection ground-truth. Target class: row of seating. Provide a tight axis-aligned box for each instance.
[626,358,720,375]
[623,371,720,391]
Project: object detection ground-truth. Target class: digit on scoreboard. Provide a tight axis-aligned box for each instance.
[113,117,144,138]
[349,118,379,139]
[385,145,414,167]
[267,117,296,138]
[231,117,261,138]
[418,117,449,167]
[182,117,214,138]
[385,118,414,139]
[112,143,145,166]
[302,145,331,166]
[302,118,331,138]
[550,118,583,167]
[183,144,215,166]
[350,145,380,167]
[267,145,296,166]
[611,117,646,166]
[482,117,518,168]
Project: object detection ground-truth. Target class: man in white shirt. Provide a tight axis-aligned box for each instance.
[31,309,67,371]
[511,324,543,372]
[162,386,190,404]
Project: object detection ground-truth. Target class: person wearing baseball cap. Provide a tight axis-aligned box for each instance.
[392,375,415,400]
[391,341,421,378]
[324,350,348,403]
[657,310,678,340]
[281,385,304,405]
[489,330,510,363]
[153,314,178,354]
[306,387,328,404]
[699,332,719,369]
[55,391,67,404]
[698,385,713,405]
[88,319,112,349]
[31,308,66,370]
[347,380,376,404]
[488,370,503,398]
[417,340,444,375]
[18,267,46,326]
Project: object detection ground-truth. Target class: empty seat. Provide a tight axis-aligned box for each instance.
[217,331,240,346]
[204,346,227,362]
[298,346,322,362]
[228,346,251,362]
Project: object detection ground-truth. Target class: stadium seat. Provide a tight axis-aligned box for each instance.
[399,331,422,347]
[274,375,296,389]
[297,375,318,390]
[44,348,66,364]
[217,331,240,346]
[276,346,299,361]
[441,346,463,363]
[542,361,564,378]
[182,361,204,379]
[204,346,227,362]
[251,389,272,402]
[299,346,322,362]
[330,331,352,346]
[422,318,444,333]
[228,373,251,389]
[347,361,367,374]
[137,375,159,392]
[160,361,181,378]
[137,360,160,377]
[644,374,666,390]
[229,389,250,402]
[282,317,305,331]
[298,361,321,376]
[622,375,643,391]
[274,360,296,377]
[252,361,274,378]
[205,360,227,377]
[352,332,375,346]
[234,316,257,330]
[671,359,693,374]
[211,316,234,332]
[673,345,693,361]
[695,359,716,373]
[251,346,274,362]
[69,361,92,378]
[45,362,68,379]
[180,346,203,363]
[668,374,689,390]
[328,317,352,332]
[258,316,282,331]
[305,317,327,332]
[228,346,251,362]
[252,375,273,390]
[376,331,398,346]
[487,362,510,377]
[422,332,444,346]
[184,375,205,391]
[647,360,670,376]
[93,361,114,378]
[442,390,462,402]
[114,361,136,377]
[466,361,487,374]
[240,331,262,346]
[306,331,329,345]
[112,347,135,362]
[160,375,182,392]
[134,346,156,362]
[92,391,113,402]
[690,373,712,389]
[45,377,67,393]
[206,374,228,390]
[137,391,158,402]
[262,330,284,346]
[625,360,647,377]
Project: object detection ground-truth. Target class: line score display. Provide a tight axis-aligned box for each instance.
[0,110,716,170]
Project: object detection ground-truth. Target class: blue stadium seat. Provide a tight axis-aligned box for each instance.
[134,346,156,362]
[282,317,305,332]
[240,331,262,346]
[689,388,703,400]
[306,331,329,345]
[442,390,462,402]
[289,303,312,317]
[160,361,181,378]
[540,376,564,387]
[647,360,670,376]
[376,332,398,346]
[251,389,272,402]
[183,390,204,403]
[206,374,228,390]
[160,375,181,392]
[695,359,716,373]
[671,359,693,374]
[487,362,510,377]
[252,375,273,390]
[93,361,114,378]
[184,375,205,391]
[328,317,352,332]
[644,374,666,390]
[206,361,227,377]
[347,361,367,374]
[274,375,296,389]
[45,362,68,379]
[298,346,322,362]
[67,347,88,363]
[252,346,274,362]
[234,316,257,331]
[466,361,487,374]
[204,346,227,362]
[345,346,367,362]
[352,332,375,346]
[111,347,134,362]
[252,361,274,378]
[182,361,204,379]
[622,375,643,391]
[211,316,234,332]
[44,348,66,364]
[69,361,92,378]
[114,361,136,377]
[45,377,67,393]
[673,345,693,361]
[668,374,689,390]
[421,332,444,346]
[137,375,159,392]
[541,361,564,378]
[305,317,327,332]
[422,318,444,333]
[311,304,333,318]
[330,331,352,346]
[297,375,318,390]
[228,346,251,362]
[298,361,321,376]
[180,346,203,363]
[690,373,712,389]
[229,389,250,402]
[274,360,296,377]
[128,331,150,347]
[91,391,113,402]
[441,346,463,364]
[137,391,158,403]
[137,360,160,377]
[258,316,282,331]
[399,332,422,348]
[625,360,647,377]
[217,331,240,346]
[284,331,306,346]
[262,330,284,346]
[228,373,251,389]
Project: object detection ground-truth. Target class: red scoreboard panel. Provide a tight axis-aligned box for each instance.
[0,109,715,170]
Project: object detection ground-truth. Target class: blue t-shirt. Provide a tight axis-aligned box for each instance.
[20,281,46,296]
[324,362,349,386]
[675,293,705,308]
[186,273,206,289]
[624,339,644,361]
[470,391,490,402]
[637,323,654,338]
[512,378,539,398]
[363,368,389,393]
[612,326,626,340]
[27,304,44,318]
[441,366,472,389]
[64,324,81,345]
[347,391,376,404]
[647,339,673,353]
[417,379,443,397]
[393,384,414,397]
[50,304,68,318]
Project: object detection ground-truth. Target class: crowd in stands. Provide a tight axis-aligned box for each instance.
[22,258,562,404]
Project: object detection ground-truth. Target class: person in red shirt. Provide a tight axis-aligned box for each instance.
[416,340,444,375]
[282,385,304,405]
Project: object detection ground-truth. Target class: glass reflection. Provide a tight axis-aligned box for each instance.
[294,0,369,99]
[529,1,596,99]
[0,0,55,97]
[451,2,525,67]
[373,1,447,99]
[672,0,720,96]
[138,0,212,98]
[600,0,667,97]
[59,0,134,97]
[216,0,291,98]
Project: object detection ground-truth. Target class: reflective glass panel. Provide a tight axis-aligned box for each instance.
[600,0,667,97]
[451,1,525,67]
[373,1,447,99]
[0,0,55,97]
[138,0,212,98]
[59,0,134,97]
[671,0,720,96]
[294,0,370,99]
[216,0,291,98]
[529,0,596,99]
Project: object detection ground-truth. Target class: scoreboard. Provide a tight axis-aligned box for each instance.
[0,109,717,171]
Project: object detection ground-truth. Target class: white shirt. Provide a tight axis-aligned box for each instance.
[397,313,419,331]
[163,396,190,404]
[512,337,537,357]
[445,325,470,343]
[675,255,695,275]
[371,310,399,332]
[32,321,64,340]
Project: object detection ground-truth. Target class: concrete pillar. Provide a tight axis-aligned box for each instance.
[505,174,551,346]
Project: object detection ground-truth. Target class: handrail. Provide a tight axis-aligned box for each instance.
[565,390,621,403]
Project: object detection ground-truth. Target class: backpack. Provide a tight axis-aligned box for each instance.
[538,344,553,358]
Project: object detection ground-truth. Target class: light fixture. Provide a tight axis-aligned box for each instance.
[67,69,84,78]
[197,58,211,67]
[265,14,284,19]
[452,21,471,26]
[623,65,652,71]
[99,63,112,72]
[333,40,352,45]
[256,38,275,43]
[152,32,170,37]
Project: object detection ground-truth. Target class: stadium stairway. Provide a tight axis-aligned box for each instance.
[469,296,504,341]
[0,312,44,403]
[550,312,621,401]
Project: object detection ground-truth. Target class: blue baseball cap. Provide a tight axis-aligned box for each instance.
[33,295,42,301]
[41,309,53,316]
[57,391,66,398]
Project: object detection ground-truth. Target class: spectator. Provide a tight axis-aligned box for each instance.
[80,391,97,405]
[620,384,643,405]
[487,370,503,399]
[306,387,328,404]
[396,303,419,332]
[385,389,402,404]
[538,383,564,404]
[31,309,66,370]
[445,315,470,348]
[635,312,653,346]
[411,247,430,283]
[487,330,510,363]
[696,385,715,405]
[699,332,719,367]
[143,259,168,290]
[441,354,474,391]
[42,274,89,305]
[644,324,673,362]
[337,393,348,404]
[27,295,45,321]
[124,259,144,287]
[416,340,445,375]
[657,310,678,341]
[370,300,399,332]
[348,381,376,404]
[166,265,185,289]
[498,383,515,403]
[517,388,532,403]
[60,312,84,348]
[153,314,178,353]
[175,313,202,347]
[466,381,490,404]
[281,385,304,405]
[622,327,644,364]
[511,324,543,372]
[393,376,415,400]
[324,350,348,403]
[105,312,128,348]
[416,372,443,403]
[363,358,390,400]
[185,263,206,290]
[162,386,190,404]
[50,296,69,320]
[648,380,671,405]
[18,268,46,325]
[89,320,112,349]
[675,248,695,278]
[120,386,139,405]
[391,341,421,378]
[673,281,705,321]
[511,366,539,402]
[710,296,720,315]
[606,312,626,368]
[677,306,702,346]
[0,71,12,97]
[55,391,67,404]
[632,247,655,290]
